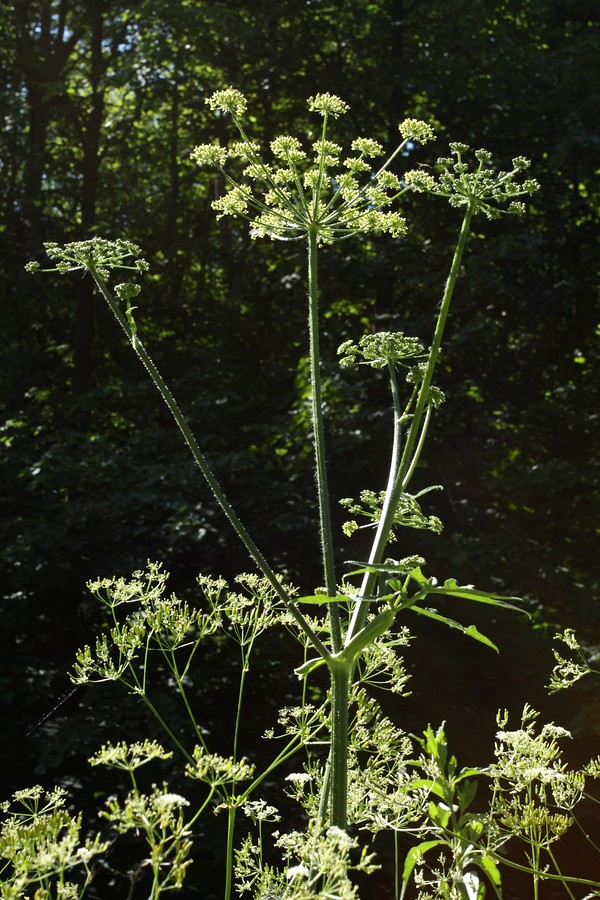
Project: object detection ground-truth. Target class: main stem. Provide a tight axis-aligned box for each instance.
[346,206,474,643]
[306,228,350,829]
[224,805,236,900]
[307,228,341,651]
[329,663,350,829]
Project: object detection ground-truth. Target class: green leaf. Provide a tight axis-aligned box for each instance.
[456,777,478,810]
[428,800,451,827]
[294,656,328,677]
[455,767,486,783]
[474,853,503,895]
[406,776,447,802]
[413,576,526,614]
[344,558,425,577]
[408,606,500,651]
[408,777,436,792]
[401,840,445,896]
[405,566,429,586]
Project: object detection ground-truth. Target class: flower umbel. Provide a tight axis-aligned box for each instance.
[206,87,248,116]
[191,89,434,244]
[307,92,350,118]
[547,628,600,693]
[399,118,436,144]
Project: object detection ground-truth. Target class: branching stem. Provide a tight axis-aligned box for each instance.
[88,266,330,662]
[346,206,474,642]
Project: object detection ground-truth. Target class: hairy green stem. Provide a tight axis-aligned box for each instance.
[307,229,341,650]
[321,209,474,832]
[307,226,349,832]
[224,805,236,900]
[329,663,350,829]
[89,266,329,661]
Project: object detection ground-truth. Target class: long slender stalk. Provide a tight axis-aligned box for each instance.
[307,228,341,650]
[233,633,256,764]
[346,206,474,642]
[394,829,400,900]
[223,635,253,900]
[397,207,474,489]
[88,266,329,661]
[489,853,600,889]
[224,805,236,900]
[307,227,351,831]
[168,656,210,753]
[136,687,194,764]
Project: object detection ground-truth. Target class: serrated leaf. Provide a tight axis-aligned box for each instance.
[408,606,499,651]
[419,581,526,613]
[456,777,478,809]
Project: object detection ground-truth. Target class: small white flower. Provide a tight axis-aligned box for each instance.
[286,863,309,880]
[285,772,313,783]
[154,793,189,811]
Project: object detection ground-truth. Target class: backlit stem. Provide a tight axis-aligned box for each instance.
[329,663,350,828]
[307,228,341,651]
[90,266,330,661]
[347,206,474,643]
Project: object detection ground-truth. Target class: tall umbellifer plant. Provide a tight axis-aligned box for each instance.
[187,87,538,833]
[21,89,546,897]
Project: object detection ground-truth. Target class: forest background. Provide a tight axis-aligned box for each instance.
[1,0,599,894]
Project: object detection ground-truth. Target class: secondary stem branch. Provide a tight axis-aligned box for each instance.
[346,206,474,642]
[90,268,329,661]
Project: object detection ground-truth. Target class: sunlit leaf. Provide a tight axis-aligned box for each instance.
[408,606,500,651]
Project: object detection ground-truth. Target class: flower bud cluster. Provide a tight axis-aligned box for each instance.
[338,332,426,369]
[340,488,443,539]
[26,238,149,279]
[413,143,540,219]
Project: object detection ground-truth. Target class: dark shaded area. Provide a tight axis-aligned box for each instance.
[1,0,599,896]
